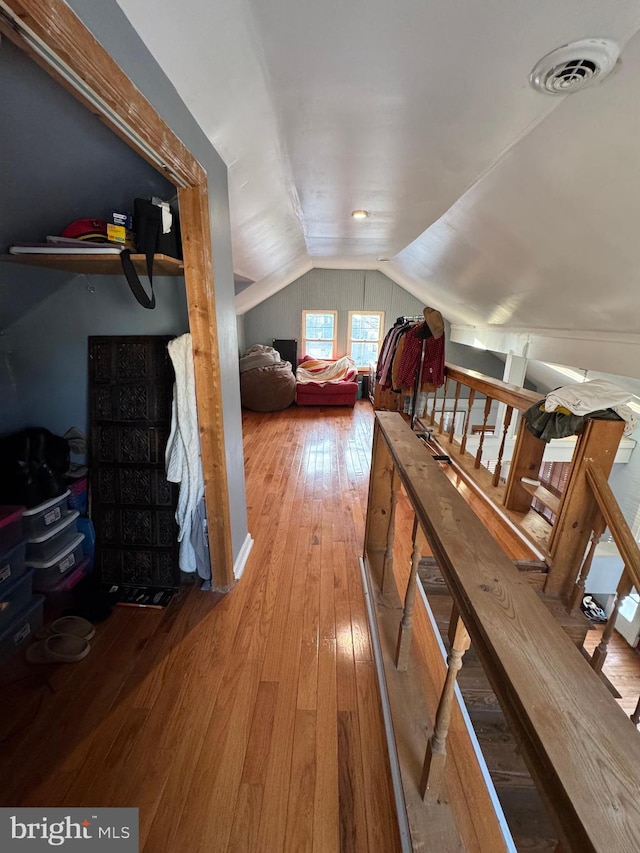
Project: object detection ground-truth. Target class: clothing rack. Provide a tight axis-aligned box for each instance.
[410,336,428,430]
[395,315,423,324]
[376,311,444,426]
[395,315,428,429]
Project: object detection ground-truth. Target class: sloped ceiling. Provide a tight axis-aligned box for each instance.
[115,0,640,375]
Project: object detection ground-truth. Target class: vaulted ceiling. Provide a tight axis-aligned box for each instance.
[115,0,640,377]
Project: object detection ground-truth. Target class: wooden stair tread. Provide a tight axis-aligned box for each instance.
[420,580,556,848]
[492,789,557,853]
[519,481,561,514]
[538,594,591,645]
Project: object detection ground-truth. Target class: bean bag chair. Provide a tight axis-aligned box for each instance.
[240,344,281,373]
[240,361,296,412]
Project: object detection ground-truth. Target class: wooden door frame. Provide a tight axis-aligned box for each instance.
[0,0,235,589]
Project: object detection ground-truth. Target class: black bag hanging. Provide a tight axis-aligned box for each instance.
[120,198,182,309]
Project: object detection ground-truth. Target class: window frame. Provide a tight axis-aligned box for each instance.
[301,309,338,360]
[347,310,385,369]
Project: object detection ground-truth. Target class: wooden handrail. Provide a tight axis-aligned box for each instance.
[367,413,640,852]
[585,462,640,592]
[445,363,541,412]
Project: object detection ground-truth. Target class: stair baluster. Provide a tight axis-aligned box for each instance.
[420,604,470,803]
[395,516,426,670]
[380,467,400,595]
[570,520,605,613]
[492,404,513,487]
[460,388,475,455]
[438,377,450,434]
[591,571,633,673]
[474,395,493,469]
[448,381,461,444]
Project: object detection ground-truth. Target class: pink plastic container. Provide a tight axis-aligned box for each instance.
[0,506,25,553]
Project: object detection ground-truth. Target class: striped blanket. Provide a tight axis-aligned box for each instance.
[296,356,357,385]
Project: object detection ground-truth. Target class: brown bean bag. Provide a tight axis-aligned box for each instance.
[240,361,296,412]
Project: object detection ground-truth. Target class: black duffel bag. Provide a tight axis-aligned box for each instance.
[0,428,69,507]
[120,197,182,309]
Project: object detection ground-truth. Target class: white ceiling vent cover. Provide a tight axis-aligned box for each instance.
[530,39,620,95]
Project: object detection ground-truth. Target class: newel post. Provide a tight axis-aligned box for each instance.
[364,418,396,592]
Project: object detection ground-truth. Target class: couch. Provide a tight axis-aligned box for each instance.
[295,355,359,407]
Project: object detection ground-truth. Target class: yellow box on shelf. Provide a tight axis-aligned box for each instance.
[106,223,135,248]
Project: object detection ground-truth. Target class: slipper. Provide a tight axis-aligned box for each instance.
[26,633,91,664]
[35,615,95,641]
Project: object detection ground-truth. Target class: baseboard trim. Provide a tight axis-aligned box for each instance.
[359,555,413,853]
[233,532,254,581]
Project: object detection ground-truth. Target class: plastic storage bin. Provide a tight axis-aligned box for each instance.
[26,519,81,565]
[45,556,89,597]
[0,540,27,590]
[40,557,90,616]
[67,478,88,515]
[0,506,25,553]
[0,567,34,633]
[76,517,95,572]
[28,532,85,592]
[22,491,71,541]
[0,594,44,666]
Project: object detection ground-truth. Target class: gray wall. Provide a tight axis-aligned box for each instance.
[0,267,188,437]
[3,4,248,561]
[243,267,507,381]
[244,268,425,356]
[236,315,246,357]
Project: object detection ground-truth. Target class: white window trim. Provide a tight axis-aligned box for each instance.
[348,310,385,369]
[301,309,338,359]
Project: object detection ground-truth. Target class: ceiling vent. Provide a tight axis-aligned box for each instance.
[530,39,620,95]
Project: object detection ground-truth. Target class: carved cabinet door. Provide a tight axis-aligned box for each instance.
[89,335,180,590]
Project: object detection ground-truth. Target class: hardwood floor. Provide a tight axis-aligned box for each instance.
[4,402,637,851]
[0,402,401,853]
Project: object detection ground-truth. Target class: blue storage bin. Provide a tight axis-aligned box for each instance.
[22,491,71,541]
[0,595,44,666]
[76,516,95,572]
[28,533,85,592]
[0,568,34,632]
[0,540,27,590]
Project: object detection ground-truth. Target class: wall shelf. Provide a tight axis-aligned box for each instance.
[0,252,184,276]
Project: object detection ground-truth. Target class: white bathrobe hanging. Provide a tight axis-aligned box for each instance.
[165,333,204,573]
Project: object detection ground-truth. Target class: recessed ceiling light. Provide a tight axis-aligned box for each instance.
[351,209,369,219]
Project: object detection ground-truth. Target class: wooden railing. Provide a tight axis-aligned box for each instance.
[414,364,627,597]
[421,363,540,487]
[364,412,640,852]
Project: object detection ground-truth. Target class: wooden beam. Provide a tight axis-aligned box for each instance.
[364,421,395,587]
[546,419,625,598]
[503,424,546,513]
[179,185,234,589]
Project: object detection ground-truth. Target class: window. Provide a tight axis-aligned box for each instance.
[348,311,384,367]
[302,310,337,359]
[532,461,571,523]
